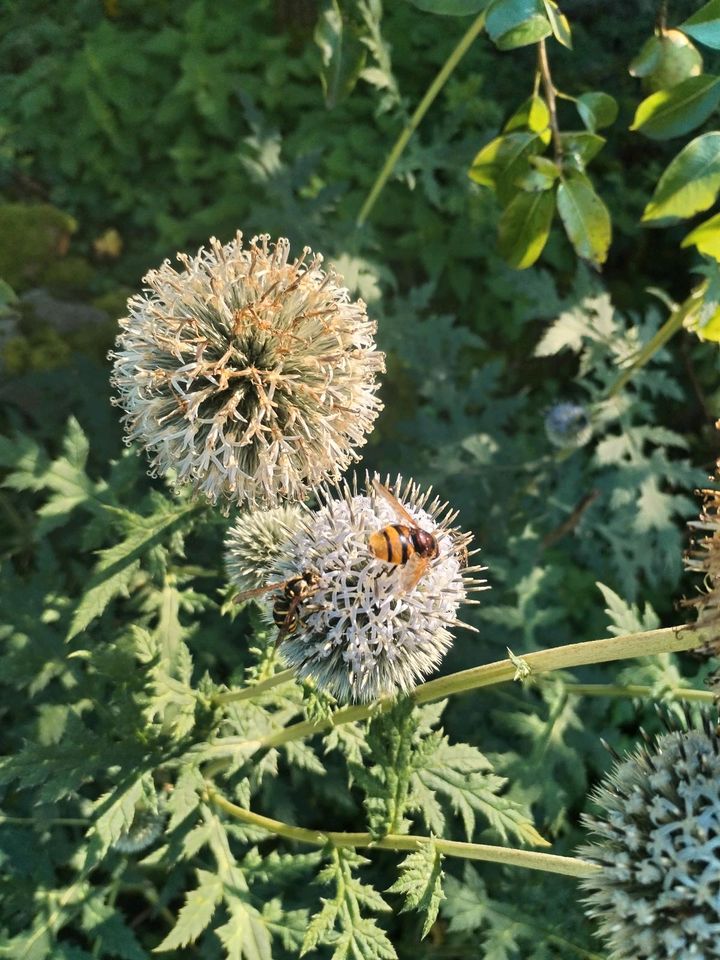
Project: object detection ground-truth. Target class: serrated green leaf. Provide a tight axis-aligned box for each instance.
[556,172,611,266]
[576,91,618,132]
[154,869,223,952]
[315,1,367,108]
[91,777,146,856]
[542,0,571,47]
[67,500,197,639]
[631,74,720,139]
[643,132,720,221]
[216,902,273,960]
[498,188,555,269]
[387,843,444,938]
[682,0,720,49]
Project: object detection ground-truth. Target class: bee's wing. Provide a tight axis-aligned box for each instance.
[372,479,417,527]
[274,594,304,648]
[233,580,289,603]
[398,555,429,594]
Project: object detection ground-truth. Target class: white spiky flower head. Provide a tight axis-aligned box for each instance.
[579,717,720,959]
[258,474,487,703]
[110,233,384,508]
[225,503,307,595]
[683,439,720,665]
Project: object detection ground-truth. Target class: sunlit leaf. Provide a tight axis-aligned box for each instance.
[682,211,720,258]
[498,188,555,269]
[576,92,618,132]
[486,0,551,50]
[642,131,720,221]
[556,171,611,266]
[631,74,720,139]
[542,0,571,48]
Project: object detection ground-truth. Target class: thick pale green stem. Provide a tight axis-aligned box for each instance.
[207,788,600,879]
[607,292,697,397]
[563,682,715,703]
[356,11,486,227]
[208,624,708,758]
[214,669,294,705]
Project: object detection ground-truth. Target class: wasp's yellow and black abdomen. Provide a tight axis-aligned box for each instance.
[368,523,414,565]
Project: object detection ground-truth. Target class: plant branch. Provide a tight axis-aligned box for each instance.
[561,682,715,703]
[208,624,708,757]
[206,787,600,879]
[214,668,295,705]
[356,11,486,227]
[538,39,562,164]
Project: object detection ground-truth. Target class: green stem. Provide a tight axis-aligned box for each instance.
[214,668,295,705]
[0,815,89,826]
[356,11,486,227]
[207,624,707,758]
[563,682,715,703]
[607,292,697,397]
[207,787,600,879]
[538,39,562,164]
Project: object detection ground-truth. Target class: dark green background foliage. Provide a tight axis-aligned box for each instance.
[0,1,718,958]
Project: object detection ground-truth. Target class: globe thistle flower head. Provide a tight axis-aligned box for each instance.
[225,503,307,595]
[263,474,487,703]
[110,233,384,509]
[544,401,592,449]
[579,717,720,959]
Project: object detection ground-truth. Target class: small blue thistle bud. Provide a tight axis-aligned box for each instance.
[544,402,592,449]
[579,720,720,959]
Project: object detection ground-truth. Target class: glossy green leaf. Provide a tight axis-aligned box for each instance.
[682,212,720,258]
[681,0,720,50]
[503,95,550,135]
[629,35,664,77]
[486,0,551,50]
[560,131,606,166]
[498,188,555,268]
[642,131,720,221]
[630,74,720,139]
[468,132,541,200]
[556,172,611,266]
[543,0,571,47]
[576,92,618,132]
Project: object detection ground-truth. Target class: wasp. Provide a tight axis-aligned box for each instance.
[368,480,439,594]
[234,571,320,645]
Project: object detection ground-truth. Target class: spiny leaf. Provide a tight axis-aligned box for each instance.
[387,843,445,938]
[154,869,223,952]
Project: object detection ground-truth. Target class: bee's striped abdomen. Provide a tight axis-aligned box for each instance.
[369,523,414,565]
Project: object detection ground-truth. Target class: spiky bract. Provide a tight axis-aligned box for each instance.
[580,720,720,959]
[225,503,307,595]
[110,233,384,508]
[262,475,486,703]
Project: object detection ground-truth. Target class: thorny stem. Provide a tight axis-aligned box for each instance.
[208,624,710,758]
[538,39,563,164]
[356,11,486,227]
[206,787,601,879]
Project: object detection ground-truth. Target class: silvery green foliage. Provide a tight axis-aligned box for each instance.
[265,475,485,702]
[224,503,307,595]
[580,721,720,959]
[544,402,592,449]
[111,233,385,508]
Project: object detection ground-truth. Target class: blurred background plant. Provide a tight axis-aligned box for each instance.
[1,1,720,958]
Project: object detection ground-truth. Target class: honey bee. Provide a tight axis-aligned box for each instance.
[368,480,439,594]
[234,571,320,645]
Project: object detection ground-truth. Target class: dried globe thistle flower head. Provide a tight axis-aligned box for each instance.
[225,503,307,596]
[579,716,720,960]
[683,437,720,661]
[110,233,384,508]
[255,473,487,703]
[112,805,165,855]
[544,401,592,449]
